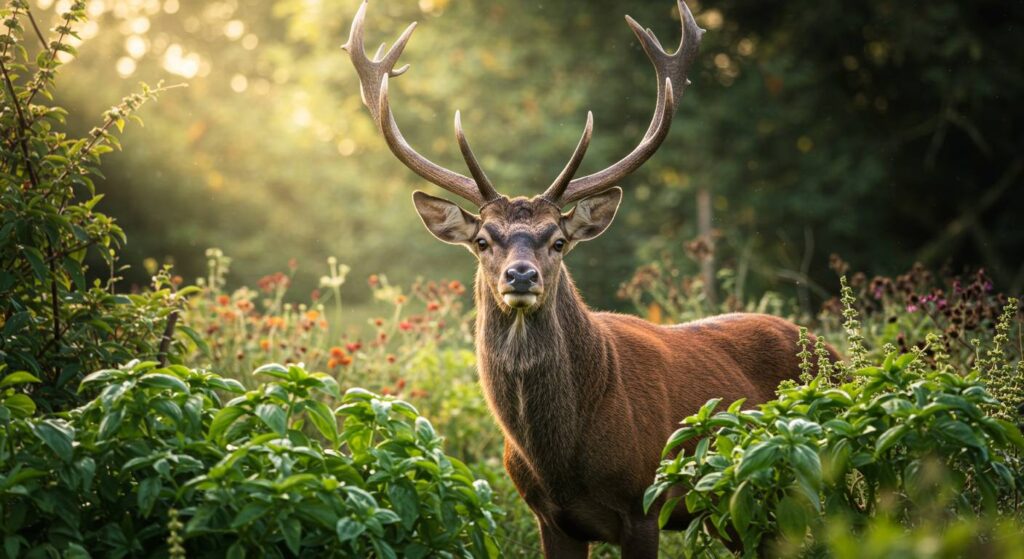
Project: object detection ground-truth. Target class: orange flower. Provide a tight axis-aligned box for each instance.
[329,346,346,359]
[217,294,230,306]
[327,358,339,368]
[381,387,392,395]
[236,299,254,312]
[386,354,396,364]
[394,295,407,305]
[259,339,271,351]
[398,321,413,332]
[378,331,388,342]
[171,275,183,286]
[319,319,328,330]
[395,378,406,390]
[448,280,464,294]
[368,274,380,286]
[338,354,353,366]
[305,309,320,321]
[373,318,384,327]
[427,301,440,312]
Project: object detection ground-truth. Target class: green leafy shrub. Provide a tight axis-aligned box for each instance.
[644,300,1024,557]
[0,360,500,558]
[1,1,186,409]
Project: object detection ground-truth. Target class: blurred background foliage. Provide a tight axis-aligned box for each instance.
[40,0,1024,309]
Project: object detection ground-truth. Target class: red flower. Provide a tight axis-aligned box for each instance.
[346,342,362,353]
[398,321,413,332]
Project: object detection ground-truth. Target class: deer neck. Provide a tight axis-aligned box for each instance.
[474,264,613,492]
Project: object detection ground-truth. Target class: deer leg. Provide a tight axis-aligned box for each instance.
[538,519,590,559]
[620,516,659,559]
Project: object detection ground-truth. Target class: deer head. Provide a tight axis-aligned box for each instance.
[343,0,703,313]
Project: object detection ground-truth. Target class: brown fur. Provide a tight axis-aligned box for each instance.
[415,194,833,558]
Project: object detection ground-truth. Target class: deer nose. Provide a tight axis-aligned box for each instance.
[505,264,539,291]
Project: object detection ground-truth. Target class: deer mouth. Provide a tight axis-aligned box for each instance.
[501,291,540,309]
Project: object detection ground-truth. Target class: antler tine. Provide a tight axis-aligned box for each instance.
[541,111,594,204]
[377,76,488,206]
[455,111,500,203]
[343,0,493,207]
[551,0,702,207]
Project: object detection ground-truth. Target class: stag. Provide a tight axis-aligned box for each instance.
[344,1,830,556]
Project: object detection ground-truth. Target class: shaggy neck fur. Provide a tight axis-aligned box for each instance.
[475,263,614,498]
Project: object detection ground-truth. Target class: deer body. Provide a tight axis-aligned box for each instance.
[343,2,818,555]
[473,219,807,557]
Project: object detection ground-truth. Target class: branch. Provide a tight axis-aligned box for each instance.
[0,55,39,187]
[24,7,47,50]
[157,308,180,367]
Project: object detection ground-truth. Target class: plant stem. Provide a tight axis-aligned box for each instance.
[0,55,39,187]
[24,7,47,49]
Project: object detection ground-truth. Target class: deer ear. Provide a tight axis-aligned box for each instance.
[412,191,480,245]
[562,187,622,244]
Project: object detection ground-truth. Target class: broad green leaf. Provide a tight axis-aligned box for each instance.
[775,495,810,540]
[736,440,780,479]
[4,394,36,418]
[139,373,189,394]
[254,403,287,435]
[208,406,246,441]
[336,517,365,543]
[280,517,302,555]
[875,424,910,456]
[230,502,271,528]
[136,477,161,516]
[729,480,755,537]
[658,496,683,528]
[0,371,41,389]
[30,419,74,462]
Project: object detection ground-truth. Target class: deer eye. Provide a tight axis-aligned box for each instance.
[553,239,566,252]
[476,238,489,251]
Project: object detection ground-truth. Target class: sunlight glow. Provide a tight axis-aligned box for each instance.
[230,74,248,93]
[130,16,151,34]
[337,138,356,157]
[224,20,245,40]
[292,106,312,128]
[163,43,200,78]
[126,35,148,58]
[116,56,136,77]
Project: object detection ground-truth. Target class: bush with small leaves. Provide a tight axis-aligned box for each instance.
[1,1,187,409]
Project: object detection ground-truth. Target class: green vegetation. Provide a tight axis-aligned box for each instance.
[1,361,500,557]
[2,1,1023,558]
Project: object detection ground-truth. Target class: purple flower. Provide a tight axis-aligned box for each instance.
[906,304,918,312]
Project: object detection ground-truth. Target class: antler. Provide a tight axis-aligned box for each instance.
[542,0,704,207]
[343,1,499,206]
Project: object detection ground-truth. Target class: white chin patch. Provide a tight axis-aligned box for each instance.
[503,293,537,308]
